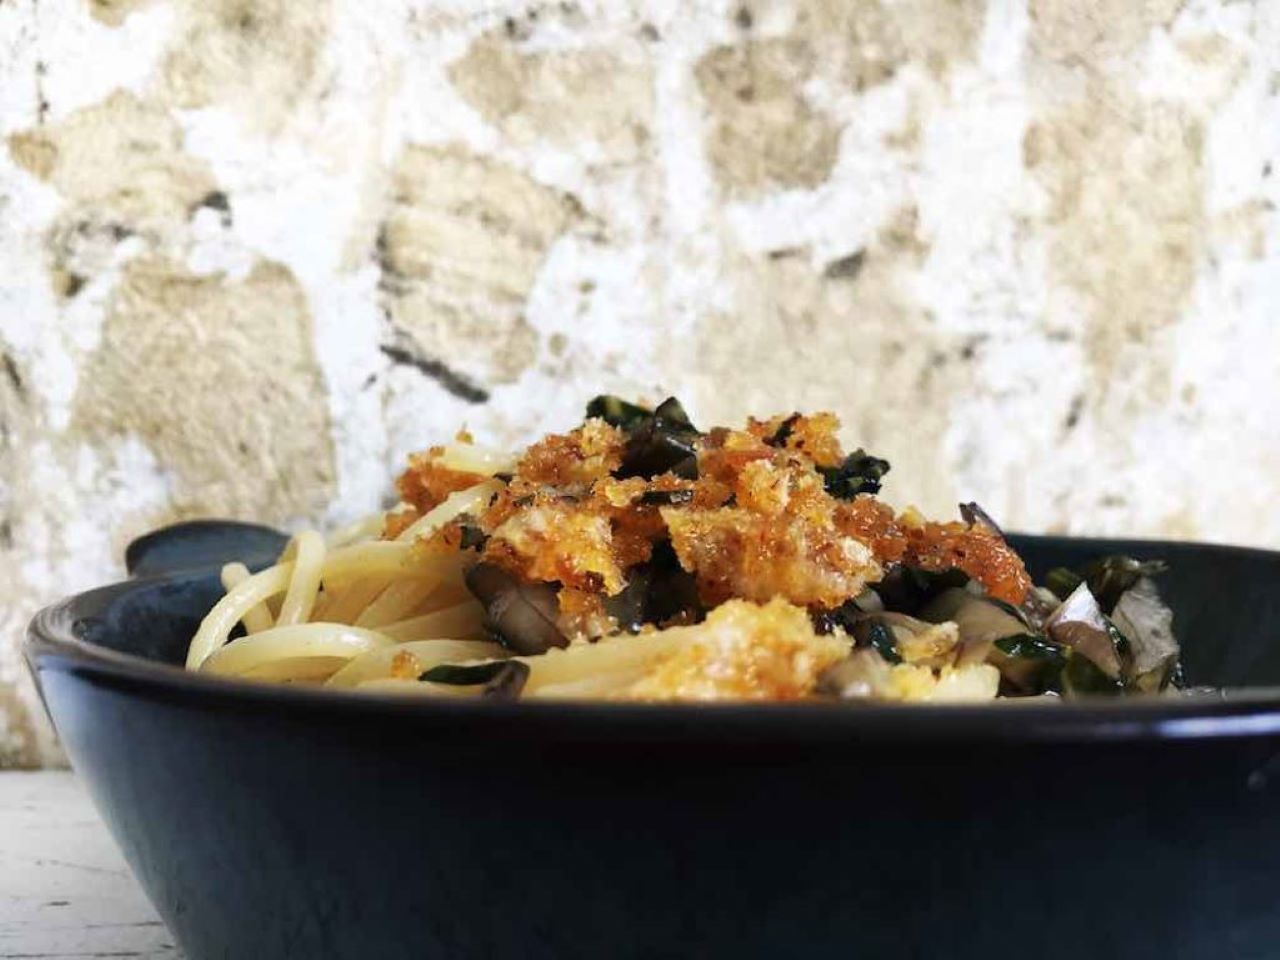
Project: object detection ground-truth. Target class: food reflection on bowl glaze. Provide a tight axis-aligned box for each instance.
[185,397,1182,703]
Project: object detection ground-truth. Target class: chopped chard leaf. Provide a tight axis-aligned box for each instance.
[604,540,704,632]
[992,635,1067,694]
[855,619,902,665]
[421,660,531,699]
[994,635,1064,660]
[457,516,488,551]
[1045,567,1085,601]
[818,448,891,499]
[420,661,509,685]
[1078,555,1169,614]
[959,502,1006,539]
[652,396,695,428]
[1061,651,1125,695]
[585,395,653,430]
[875,566,972,615]
[616,396,702,480]
[765,413,801,448]
[1046,554,1168,612]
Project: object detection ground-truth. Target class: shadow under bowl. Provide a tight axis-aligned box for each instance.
[25,535,1280,960]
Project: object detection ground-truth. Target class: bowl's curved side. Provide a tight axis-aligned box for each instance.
[22,535,1280,959]
[29,643,1280,960]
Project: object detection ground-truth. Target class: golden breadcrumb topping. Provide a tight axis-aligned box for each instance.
[626,598,850,701]
[392,405,1032,637]
[396,447,488,514]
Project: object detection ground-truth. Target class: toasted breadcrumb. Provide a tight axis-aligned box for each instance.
[391,405,1031,632]
[397,447,488,514]
[626,598,849,701]
[389,650,421,680]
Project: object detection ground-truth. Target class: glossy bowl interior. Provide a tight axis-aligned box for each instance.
[26,535,1280,960]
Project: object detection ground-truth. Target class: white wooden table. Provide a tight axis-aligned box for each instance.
[0,772,179,959]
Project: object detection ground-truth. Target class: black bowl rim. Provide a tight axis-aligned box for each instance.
[25,534,1280,745]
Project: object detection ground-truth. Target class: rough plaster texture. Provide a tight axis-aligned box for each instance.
[1,0,1278,766]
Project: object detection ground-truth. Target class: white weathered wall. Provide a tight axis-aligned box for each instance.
[1,0,1278,766]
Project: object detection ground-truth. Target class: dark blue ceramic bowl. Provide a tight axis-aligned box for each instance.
[26,533,1280,960]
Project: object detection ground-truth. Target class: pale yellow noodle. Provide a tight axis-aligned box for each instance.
[220,563,274,634]
[241,656,350,683]
[187,541,423,669]
[517,629,696,695]
[326,639,506,688]
[327,513,387,549]
[310,589,334,622]
[200,624,393,677]
[435,444,517,476]
[189,565,292,669]
[353,678,478,697]
[318,577,387,625]
[346,629,696,700]
[412,580,474,612]
[276,531,326,627]
[355,580,438,629]
[377,603,487,642]
[396,480,502,543]
[529,670,651,700]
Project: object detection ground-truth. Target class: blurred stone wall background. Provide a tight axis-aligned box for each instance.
[1,0,1277,766]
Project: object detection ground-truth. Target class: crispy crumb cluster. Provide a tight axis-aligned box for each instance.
[626,598,850,701]
[390,407,1032,644]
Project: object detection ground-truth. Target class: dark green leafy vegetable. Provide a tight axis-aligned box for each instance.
[855,619,902,664]
[813,591,885,639]
[420,661,508,684]
[874,566,972,615]
[1038,552,1186,694]
[1079,555,1169,614]
[585,395,653,431]
[993,635,1064,660]
[616,397,702,480]
[1045,554,1168,612]
[764,413,801,448]
[958,502,1005,538]
[420,660,530,699]
[810,610,838,635]
[1045,567,1084,601]
[652,396,694,428]
[457,516,488,551]
[819,449,891,499]
[992,635,1067,694]
[604,541,703,633]
[1061,651,1125,695]
[465,563,567,655]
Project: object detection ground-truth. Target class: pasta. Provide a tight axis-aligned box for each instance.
[185,397,1183,701]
